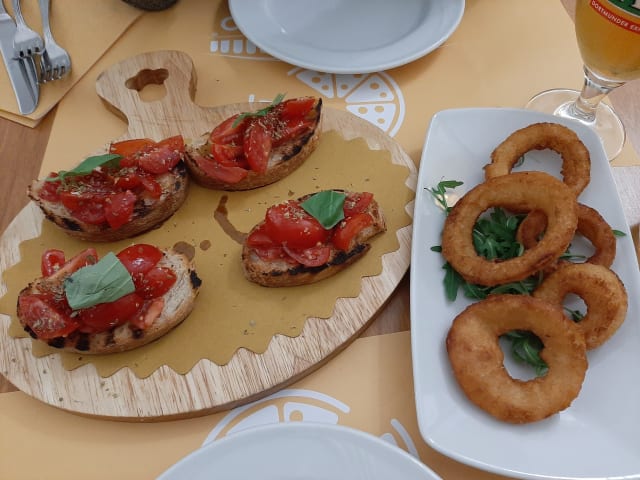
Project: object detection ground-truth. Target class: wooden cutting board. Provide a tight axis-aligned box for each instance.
[0,51,415,421]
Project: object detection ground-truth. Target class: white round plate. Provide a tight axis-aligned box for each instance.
[228,0,465,74]
[158,422,441,480]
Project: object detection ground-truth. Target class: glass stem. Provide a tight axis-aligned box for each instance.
[566,66,625,124]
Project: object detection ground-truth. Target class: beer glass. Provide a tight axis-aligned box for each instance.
[527,0,640,160]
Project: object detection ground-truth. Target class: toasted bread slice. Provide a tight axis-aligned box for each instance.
[28,162,189,243]
[242,192,386,287]
[184,98,322,191]
[18,247,201,354]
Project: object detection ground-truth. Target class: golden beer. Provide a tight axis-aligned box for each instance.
[575,0,640,82]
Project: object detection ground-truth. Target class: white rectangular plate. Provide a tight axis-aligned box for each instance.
[410,108,640,479]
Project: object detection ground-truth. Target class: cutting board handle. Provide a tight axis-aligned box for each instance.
[95,50,213,141]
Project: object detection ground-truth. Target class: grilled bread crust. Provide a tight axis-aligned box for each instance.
[18,248,202,354]
[28,162,189,242]
[184,99,323,191]
[242,193,386,287]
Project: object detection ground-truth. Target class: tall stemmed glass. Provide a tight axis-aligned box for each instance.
[527,0,640,160]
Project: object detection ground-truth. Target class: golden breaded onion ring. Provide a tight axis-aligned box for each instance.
[517,203,617,271]
[533,263,627,350]
[441,171,578,286]
[446,294,588,424]
[484,122,590,197]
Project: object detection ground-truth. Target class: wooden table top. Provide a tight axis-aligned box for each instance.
[1,0,638,395]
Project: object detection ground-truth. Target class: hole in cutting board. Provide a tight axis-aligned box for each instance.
[125,68,169,103]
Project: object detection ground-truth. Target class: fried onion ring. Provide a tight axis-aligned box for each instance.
[533,263,627,350]
[484,122,591,197]
[517,203,616,271]
[441,171,578,286]
[446,294,587,424]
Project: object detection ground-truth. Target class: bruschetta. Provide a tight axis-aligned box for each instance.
[17,244,201,354]
[185,95,322,190]
[28,136,189,242]
[242,190,386,287]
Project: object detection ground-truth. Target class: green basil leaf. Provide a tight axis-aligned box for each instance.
[46,153,122,183]
[300,190,346,229]
[64,252,135,310]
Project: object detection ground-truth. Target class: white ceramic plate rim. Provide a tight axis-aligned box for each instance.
[158,422,441,480]
[410,108,640,480]
[228,0,465,74]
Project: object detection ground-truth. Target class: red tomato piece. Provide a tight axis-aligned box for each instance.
[332,213,373,251]
[211,143,244,165]
[52,248,99,279]
[209,114,248,145]
[264,201,330,249]
[129,298,165,330]
[192,152,249,184]
[109,138,155,157]
[272,119,313,147]
[276,97,316,121]
[117,244,164,275]
[243,121,272,174]
[111,170,143,190]
[39,173,61,201]
[246,224,277,247]
[343,192,374,217]
[104,190,137,230]
[41,249,66,277]
[18,294,79,339]
[78,292,144,333]
[283,244,331,267]
[137,135,185,174]
[135,266,176,299]
[139,176,163,198]
[253,245,300,265]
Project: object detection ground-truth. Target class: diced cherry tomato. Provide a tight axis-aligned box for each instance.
[211,143,244,164]
[283,244,331,267]
[272,119,314,147]
[139,176,163,198]
[135,266,176,299]
[129,298,165,330]
[343,192,374,217]
[78,292,144,333]
[243,121,272,174]
[253,245,299,265]
[137,135,184,174]
[41,249,66,277]
[117,244,164,275]
[111,171,142,190]
[246,224,278,247]
[276,97,316,121]
[51,248,99,280]
[109,138,155,157]
[104,190,137,229]
[332,213,373,251]
[264,201,330,249]
[209,114,248,145]
[18,294,79,339]
[192,152,248,184]
[39,174,61,202]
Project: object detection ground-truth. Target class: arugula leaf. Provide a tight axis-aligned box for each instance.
[46,153,122,184]
[232,93,286,128]
[503,330,548,377]
[300,190,347,229]
[64,252,135,310]
[612,229,626,237]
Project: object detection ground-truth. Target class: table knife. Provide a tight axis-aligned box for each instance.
[0,1,38,115]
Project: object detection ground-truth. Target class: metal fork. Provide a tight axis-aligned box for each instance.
[38,0,70,82]
[11,0,43,58]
